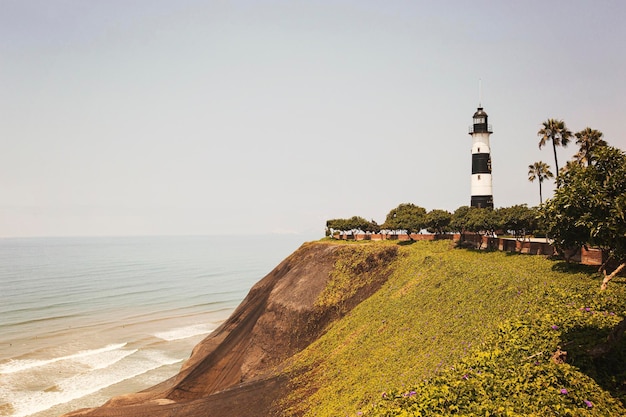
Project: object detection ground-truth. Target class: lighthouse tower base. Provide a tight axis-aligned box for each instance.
[471,195,493,209]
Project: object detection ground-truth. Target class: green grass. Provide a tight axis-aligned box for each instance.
[282,240,626,416]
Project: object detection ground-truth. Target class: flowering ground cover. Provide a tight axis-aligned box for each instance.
[283,240,626,416]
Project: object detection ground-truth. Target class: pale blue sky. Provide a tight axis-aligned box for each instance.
[1,0,625,237]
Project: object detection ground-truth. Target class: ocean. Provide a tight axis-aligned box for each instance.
[0,234,315,417]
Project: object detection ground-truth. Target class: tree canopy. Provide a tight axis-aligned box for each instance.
[382,203,427,237]
[541,146,626,289]
[465,208,500,237]
[499,204,539,241]
[450,206,472,235]
[326,216,378,236]
[574,127,607,167]
[424,209,452,235]
[538,118,572,180]
[528,161,553,204]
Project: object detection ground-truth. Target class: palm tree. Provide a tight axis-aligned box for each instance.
[574,127,607,166]
[528,161,554,204]
[537,119,572,181]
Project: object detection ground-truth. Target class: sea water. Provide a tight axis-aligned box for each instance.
[0,234,314,417]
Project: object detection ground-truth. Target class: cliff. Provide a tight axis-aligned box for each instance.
[64,241,398,417]
[65,240,626,416]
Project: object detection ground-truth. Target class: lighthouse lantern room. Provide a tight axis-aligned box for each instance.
[469,107,494,208]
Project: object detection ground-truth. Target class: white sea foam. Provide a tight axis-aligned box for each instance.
[5,350,183,417]
[75,348,138,370]
[153,323,215,341]
[0,343,128,375]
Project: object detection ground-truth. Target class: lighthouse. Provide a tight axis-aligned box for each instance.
[469,106,494,208]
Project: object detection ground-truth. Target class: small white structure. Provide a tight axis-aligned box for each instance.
[468,106,494,208]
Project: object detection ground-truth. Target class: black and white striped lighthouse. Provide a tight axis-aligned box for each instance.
[469,106,494,208]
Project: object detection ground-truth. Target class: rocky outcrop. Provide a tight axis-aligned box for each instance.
[64,242,397,417]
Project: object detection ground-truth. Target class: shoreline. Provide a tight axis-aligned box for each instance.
[1,302,236,362]
[1,307,234,417]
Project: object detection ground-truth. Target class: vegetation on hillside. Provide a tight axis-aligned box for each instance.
[281,240,626,416]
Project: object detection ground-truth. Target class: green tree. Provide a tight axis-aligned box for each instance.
[326,218,350,236]
[541,146,626,290]
[424,209,452,235]
[527,161,554,204]
[537,118,572,181]
[326,216,377,237]
[456,207,501,249]
[574,127,607,167]
[383,203,427,239]
[466,208,500,239]
[450,206,472,238]
[498,205,538,241]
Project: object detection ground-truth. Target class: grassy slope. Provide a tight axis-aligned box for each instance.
[283,240,626,416]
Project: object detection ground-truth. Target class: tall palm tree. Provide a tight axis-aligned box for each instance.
[574,127,607,166]
[537,119,572,181]
[528,161,554,204]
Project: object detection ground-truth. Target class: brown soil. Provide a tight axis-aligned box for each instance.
[63,242,397,417]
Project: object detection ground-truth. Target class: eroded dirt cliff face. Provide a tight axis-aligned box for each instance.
[64,242,397,417]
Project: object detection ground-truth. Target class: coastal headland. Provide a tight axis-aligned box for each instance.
[64,239,626,416]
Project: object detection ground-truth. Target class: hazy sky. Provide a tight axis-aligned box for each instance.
[2,0,625,238]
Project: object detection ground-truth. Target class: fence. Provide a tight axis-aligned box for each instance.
[331,233,604,266]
